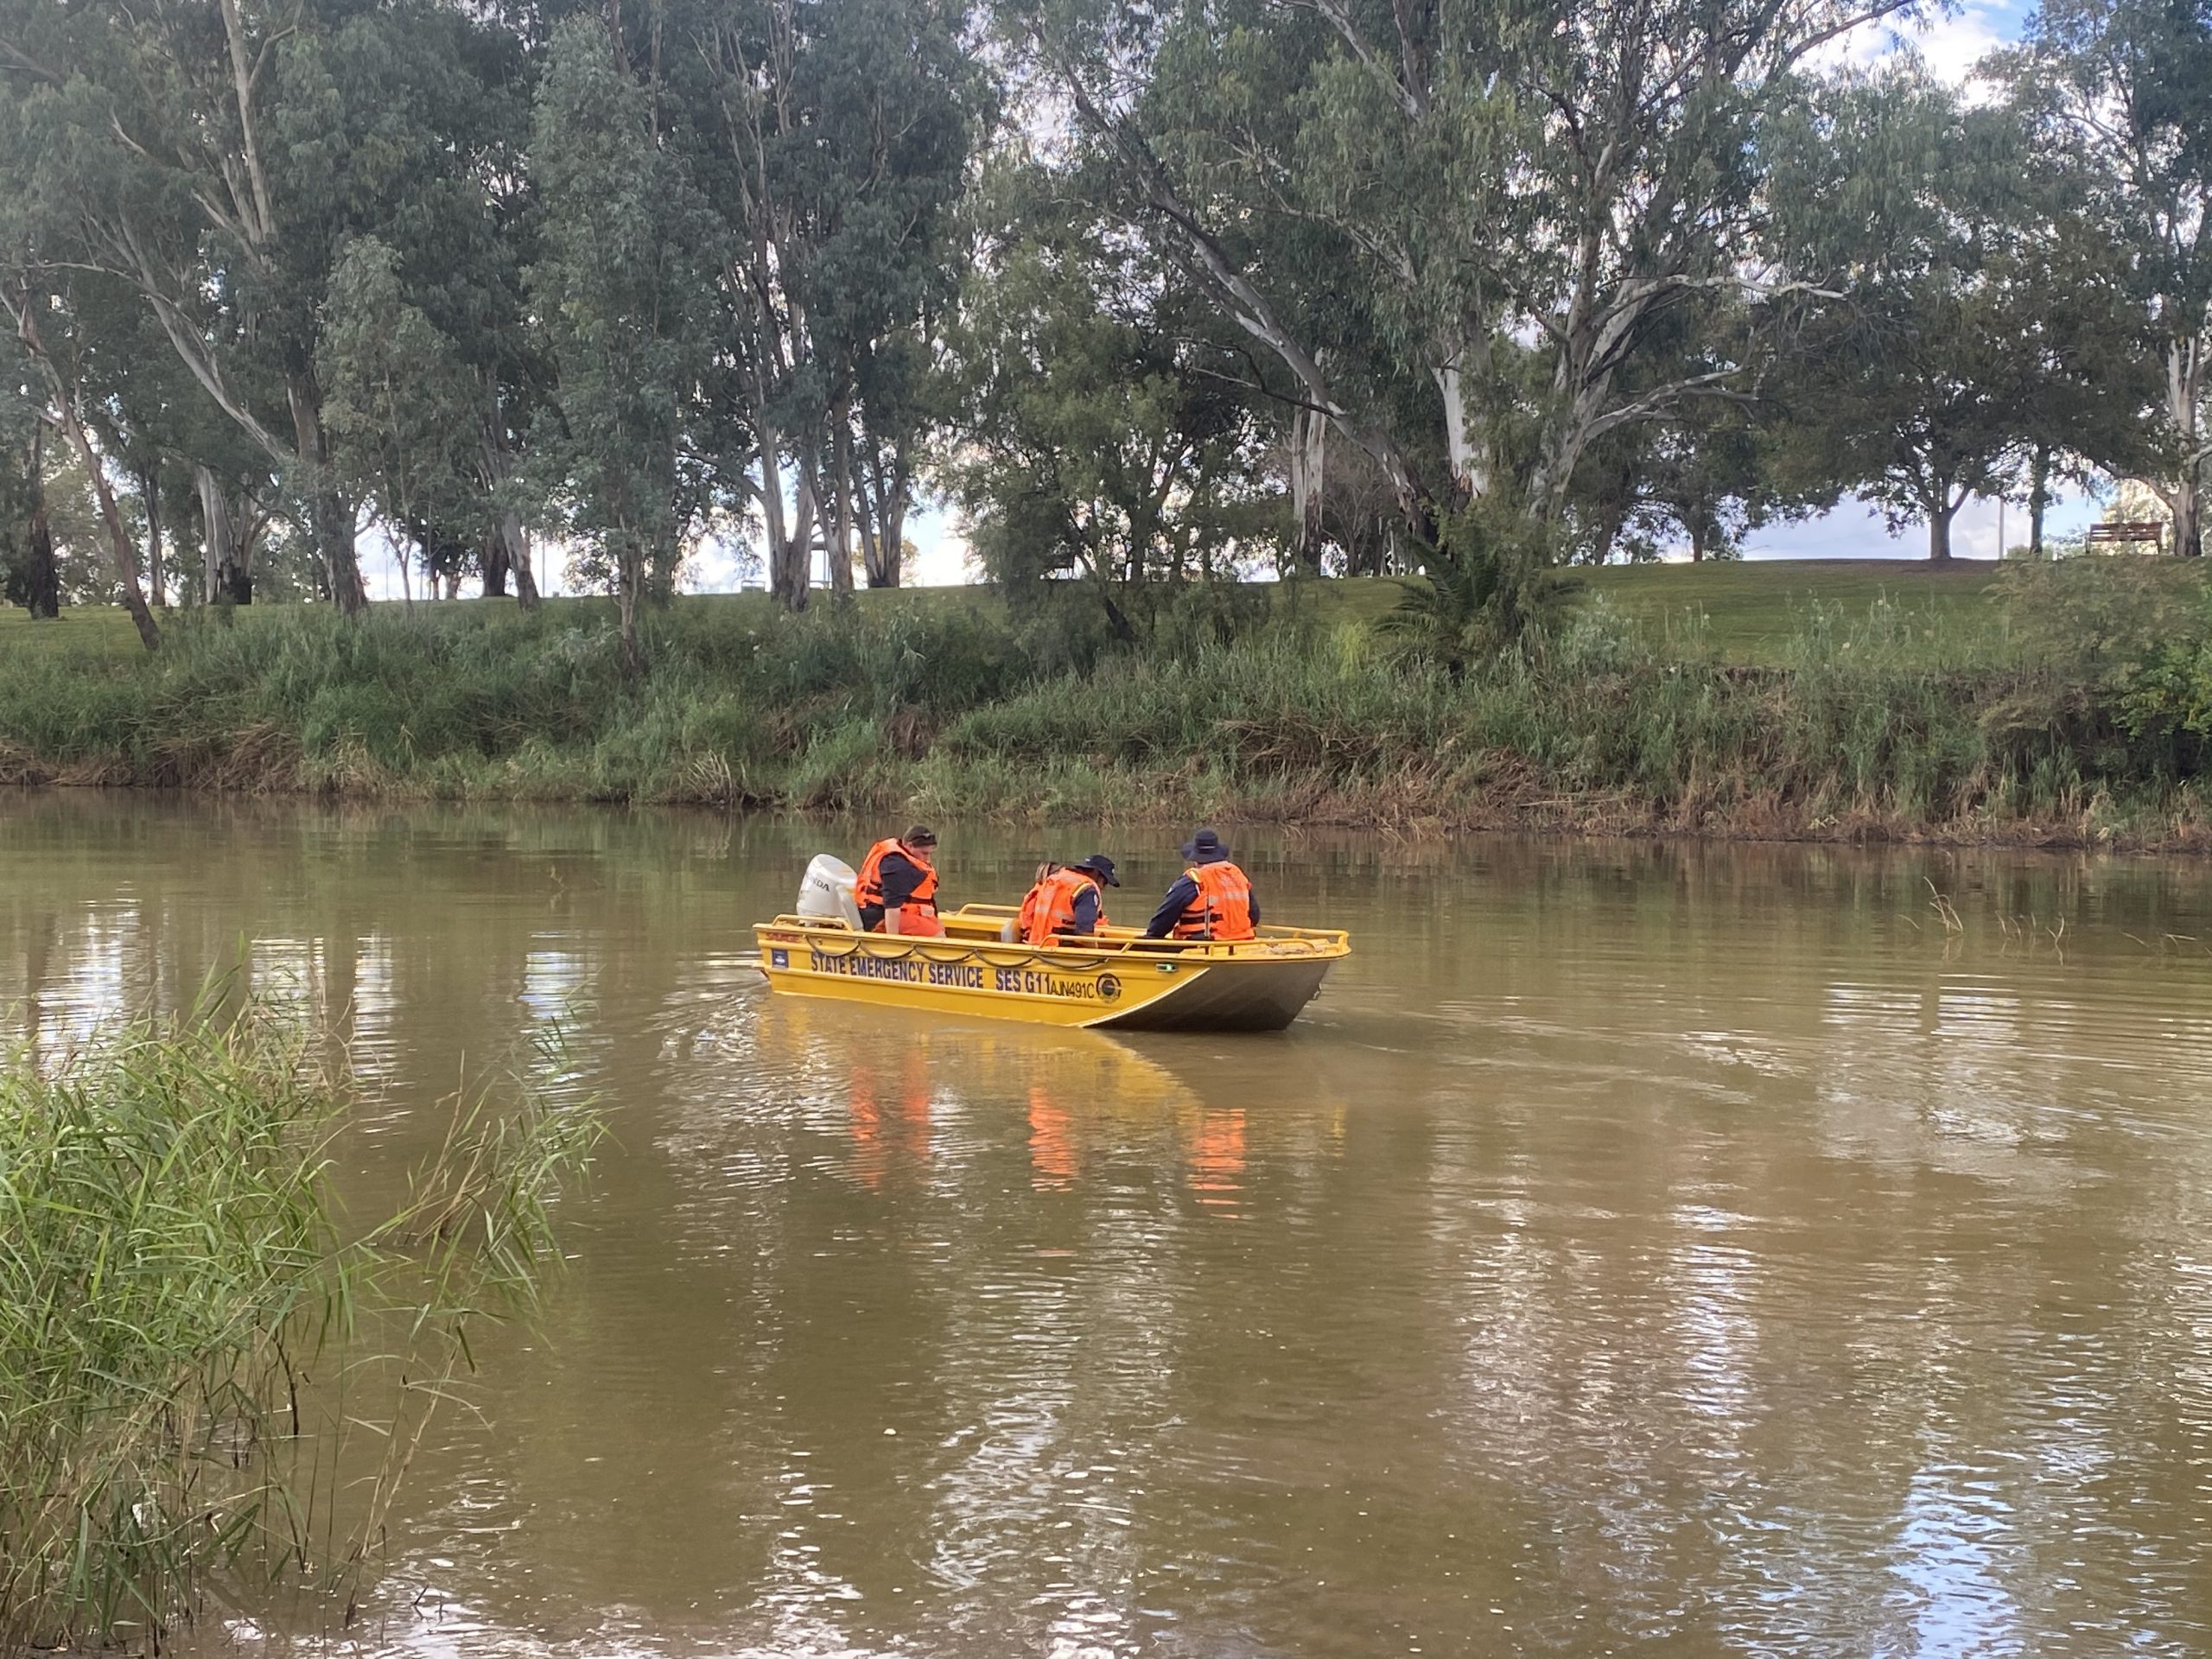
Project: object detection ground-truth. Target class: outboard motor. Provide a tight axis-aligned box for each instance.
[797,854,862,930]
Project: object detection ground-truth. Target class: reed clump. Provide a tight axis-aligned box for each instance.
[919,598,2202,844]
[0,1003,600,1652]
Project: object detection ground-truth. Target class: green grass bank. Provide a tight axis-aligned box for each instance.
[7,559,2212,849]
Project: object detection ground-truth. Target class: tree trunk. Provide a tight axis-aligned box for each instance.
[860,433,909,588]
[7,296,157,648]
[289,373,366,612]
[759,422,810,611]
[232,499,261,604]
[830,405,855,599]
[771,457,817,612]
[854,469,882,591]
[502,513,542,609]
[2166,335,2204,558]
[1587,502,1624,566]
[1689,520,1708,563]
[141,466,167,608]
[316,481,364,606]
[2176,486,2202,560]
[60,401,159,649]
[196,466,253,605]
[24,489,58,620]
[1288,404,1327,572]
[22,428,58,620]
[879,486,906,588]
[2029,444,2050,557]
[198,468,225,603]
[618,529,644,674]
[482,524,510,597]
[1929,497,1955,563]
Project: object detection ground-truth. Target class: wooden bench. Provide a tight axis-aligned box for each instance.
[2087,520,2165,551]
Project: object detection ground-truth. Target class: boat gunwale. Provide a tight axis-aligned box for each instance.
[755,911,1349,966]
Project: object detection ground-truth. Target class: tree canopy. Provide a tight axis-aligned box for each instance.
[2,0,2209,646]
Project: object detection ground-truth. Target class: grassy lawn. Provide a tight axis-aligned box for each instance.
[1573,558,2016,663]
[0,605,158,659]
[0,558,2037,670]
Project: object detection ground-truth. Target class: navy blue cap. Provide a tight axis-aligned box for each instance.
[1072,855,1121,887]
[1181,829,1228,860]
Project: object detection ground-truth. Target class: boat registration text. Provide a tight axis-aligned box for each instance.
[783,944,1122,1002]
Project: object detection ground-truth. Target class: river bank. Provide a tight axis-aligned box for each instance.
[4,565,2210,851]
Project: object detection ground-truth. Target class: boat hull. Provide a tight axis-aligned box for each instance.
[753,912,1346,1033]
[1095,955,1335,1032]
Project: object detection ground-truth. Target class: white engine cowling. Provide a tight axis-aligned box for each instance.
[796,854,861,930]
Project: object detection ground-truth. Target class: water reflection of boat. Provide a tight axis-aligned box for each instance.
[753,906,1350,1032]
[760,998,1258,1204]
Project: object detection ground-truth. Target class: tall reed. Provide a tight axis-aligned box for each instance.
[0,1002,600,1652]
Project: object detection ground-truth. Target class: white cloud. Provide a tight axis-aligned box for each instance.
[1830,0,2019,92]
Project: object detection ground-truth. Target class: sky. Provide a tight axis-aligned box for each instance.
[364,0,2074,601]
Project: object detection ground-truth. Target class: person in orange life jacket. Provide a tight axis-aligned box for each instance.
[855,824,944,937]
[1143,830,1258,940]
[1019,855,1120,944]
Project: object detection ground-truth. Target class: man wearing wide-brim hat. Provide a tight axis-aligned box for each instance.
[1143,830,1259,942]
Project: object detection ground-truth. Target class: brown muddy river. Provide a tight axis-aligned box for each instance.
[7,791,2212,1657]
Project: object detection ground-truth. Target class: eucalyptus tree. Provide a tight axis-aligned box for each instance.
[525,18,721,671]
[671,0,990,606]
[353,16,545,606]
[0,273,162,645]
[1007,0,1923,567]
[320,237,498,605]
[65,278,234,608]
[0,134,164,647]
[0,333,57,618]
[0,0,534,612]
[2003,0,2212,556]
[950,164,1279,637]
[1764,68,2160,559]
[785,0,986,597]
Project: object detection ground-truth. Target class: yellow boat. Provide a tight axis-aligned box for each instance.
[753,905,1349,1032]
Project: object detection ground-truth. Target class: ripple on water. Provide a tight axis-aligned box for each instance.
[12,804,2212,1659]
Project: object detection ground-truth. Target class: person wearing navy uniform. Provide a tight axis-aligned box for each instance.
[1019,855,1121,943]
[855,825,943,936]
[1144,830,1258,941]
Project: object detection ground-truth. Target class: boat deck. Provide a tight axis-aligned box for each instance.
[754,908,1349,1032]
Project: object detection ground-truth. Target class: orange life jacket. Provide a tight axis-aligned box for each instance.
[1171,860,1255,941]
[1015,864,1061,944]
[855,837,943,937]
[1020,866,1107,945]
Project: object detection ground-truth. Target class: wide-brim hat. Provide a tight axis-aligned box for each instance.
[1072,854,1121,887]
[1180,829,1227,860]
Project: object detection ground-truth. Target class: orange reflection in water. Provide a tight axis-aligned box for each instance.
[1188,1107,1248,1215]
[847,1047,932,1191]
[1028,1085,1077,1191]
